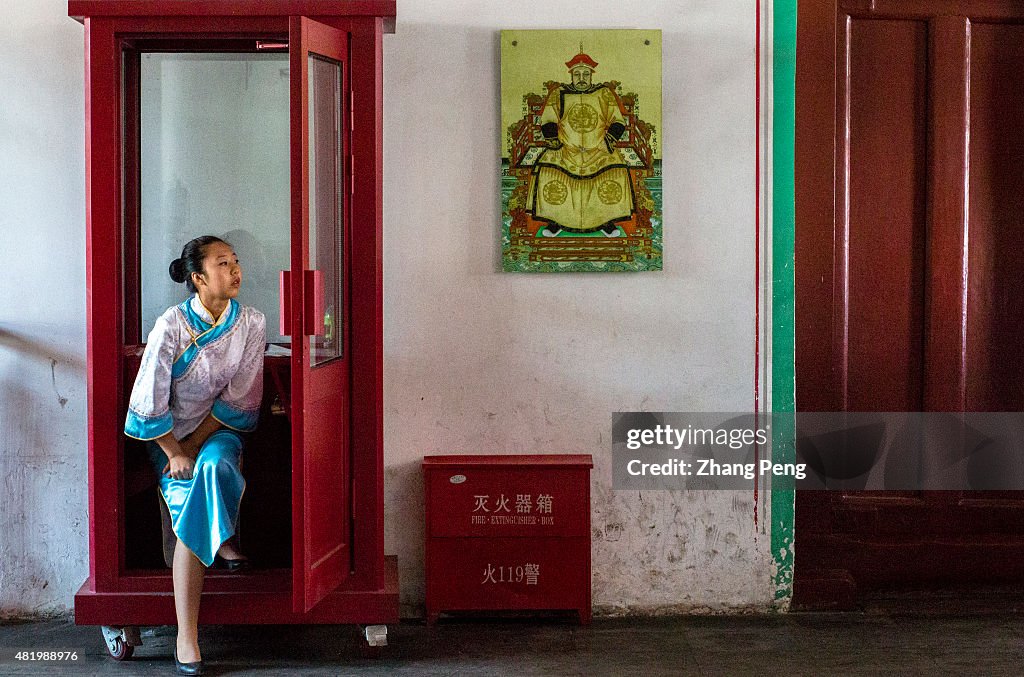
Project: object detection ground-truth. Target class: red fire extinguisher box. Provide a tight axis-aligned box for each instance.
[423,454,594,624]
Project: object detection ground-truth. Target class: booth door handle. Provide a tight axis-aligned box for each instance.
[279,270,291,337]
[303,269,325,337]
[280,270,325,337]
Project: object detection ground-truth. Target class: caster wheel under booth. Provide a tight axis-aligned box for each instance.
[101,626,142,661]
[359,624,388,659]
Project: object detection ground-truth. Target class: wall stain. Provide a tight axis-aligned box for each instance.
[49,359,67,409]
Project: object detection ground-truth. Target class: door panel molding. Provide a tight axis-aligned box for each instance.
[841,0,1024,20]
[924,16,971,412]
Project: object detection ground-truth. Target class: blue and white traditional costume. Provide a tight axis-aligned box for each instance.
[125,295,265,566]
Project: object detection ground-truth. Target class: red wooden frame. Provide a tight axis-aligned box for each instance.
[72,1,395,624]
[70,1,396,19]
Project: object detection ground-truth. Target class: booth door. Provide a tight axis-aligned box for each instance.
[287,17,352,614]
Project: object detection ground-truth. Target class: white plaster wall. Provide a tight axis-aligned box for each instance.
[0,1,89,618]
[0,0,774,618]
[383,0,773,616]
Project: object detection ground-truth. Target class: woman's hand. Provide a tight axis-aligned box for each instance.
[179,436,201,461]
[163,453,197,480]
[154,426,210,481]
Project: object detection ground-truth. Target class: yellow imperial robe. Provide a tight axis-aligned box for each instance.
[527,84,634,233]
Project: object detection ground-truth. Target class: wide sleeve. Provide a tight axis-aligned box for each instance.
[601,87,626,131]
[124,312,178,440]
[211,310,265,433]
[540,88,561,139]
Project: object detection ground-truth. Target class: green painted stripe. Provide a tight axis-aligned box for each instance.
[771,0,797,604]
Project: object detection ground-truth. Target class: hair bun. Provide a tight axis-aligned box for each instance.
[168,258,187,284]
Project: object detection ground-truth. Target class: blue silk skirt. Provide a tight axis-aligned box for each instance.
[148,430,245,567]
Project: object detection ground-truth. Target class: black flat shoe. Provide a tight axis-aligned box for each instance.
[174,650,204,676]
[211,553,251,572]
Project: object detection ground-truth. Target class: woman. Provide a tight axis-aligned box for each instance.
[124,236,266,676]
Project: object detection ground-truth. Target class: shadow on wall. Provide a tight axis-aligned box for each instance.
[0,328,86,374]
[383,458,426,617]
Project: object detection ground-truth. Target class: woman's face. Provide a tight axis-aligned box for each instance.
[193,241,242,301]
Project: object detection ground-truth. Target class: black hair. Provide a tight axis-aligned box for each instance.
[168,236,228,293]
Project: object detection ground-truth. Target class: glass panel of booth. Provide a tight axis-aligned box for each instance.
[126,50,296,571]
[307,53,345,367]
[138,52,291,345]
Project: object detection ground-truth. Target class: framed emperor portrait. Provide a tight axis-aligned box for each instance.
[501,29,662,272]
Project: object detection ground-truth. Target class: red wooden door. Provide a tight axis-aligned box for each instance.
[795,0,1024,607]
[289,16,352,613]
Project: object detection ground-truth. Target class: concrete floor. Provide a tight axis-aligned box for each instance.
[1,613,1022,676]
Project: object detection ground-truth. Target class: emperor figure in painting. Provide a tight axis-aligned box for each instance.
[526,50,635,237]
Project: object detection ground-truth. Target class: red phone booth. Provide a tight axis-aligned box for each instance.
[68,0,398,659]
